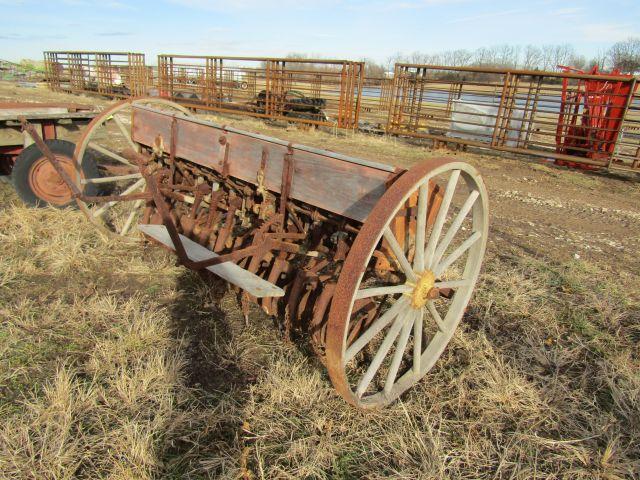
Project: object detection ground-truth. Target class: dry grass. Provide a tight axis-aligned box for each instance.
[1,174,639,478]
[197,112,440,170]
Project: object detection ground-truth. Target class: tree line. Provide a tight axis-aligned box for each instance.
[356,38,640,77]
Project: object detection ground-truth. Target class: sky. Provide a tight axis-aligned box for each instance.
[0,0,638,65]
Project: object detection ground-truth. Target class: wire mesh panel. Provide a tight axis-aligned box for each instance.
[386,64,639,172]
[157,55,364,128]
[43,51,147,98]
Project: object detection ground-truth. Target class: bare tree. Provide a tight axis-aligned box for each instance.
[361,58,386,78]
[285,52,309,60]
[608,37,640,73]
[449,49,473,67]
[385,52,405,74]
[587,48,608,71]
[408,51,423,65]
[382,40,640,75]
[472,47,497,67]
[493,44,520,68]
[567,54,586,70]
[538,44,576,70]
[522,45,542,69]
[540,45,555,70]
[426,53,443,65]
[554,44,572,68]
[540,45,550,70]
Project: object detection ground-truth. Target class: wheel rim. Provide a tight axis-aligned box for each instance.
[326,159,489,408]
[28,155,77,206]
[73,97,191,237]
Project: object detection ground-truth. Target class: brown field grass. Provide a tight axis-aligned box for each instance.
[1,180,639,478]
[1,80,640,478]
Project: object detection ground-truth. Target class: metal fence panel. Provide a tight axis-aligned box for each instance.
[386,64,639,172]
[43,51,148,98]
[157,55,363,128]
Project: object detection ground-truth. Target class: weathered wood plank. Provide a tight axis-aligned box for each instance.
[132,106,400,223]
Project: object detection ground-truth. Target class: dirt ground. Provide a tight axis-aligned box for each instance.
[1,80,639,479]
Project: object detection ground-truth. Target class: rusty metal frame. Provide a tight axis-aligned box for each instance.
[157,54,364,128]
[615,81,640,169]
[25,99,491,409]
[386,63,640,172]
[43,51,148,98]
[356,75,394,131]
[40,48,639,171]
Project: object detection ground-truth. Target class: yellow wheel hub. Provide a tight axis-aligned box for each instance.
[409,270,436,309]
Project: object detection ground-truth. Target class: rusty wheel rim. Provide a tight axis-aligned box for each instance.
[73,97,191,238]
[326,159,489,408]
[28,155,77,206]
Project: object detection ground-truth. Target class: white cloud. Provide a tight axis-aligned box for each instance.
[551,7,583,16]
[381,0,469,8]
[104,1,135,8]
[60,0,135,9]
[166,0,329,10]
[577,23,639,42]
[167,0,470,12]
[446,7,528,24]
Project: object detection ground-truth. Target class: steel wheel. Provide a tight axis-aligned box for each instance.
[28,154,78,206]
[73,97,191,237]
[326,159,489,408]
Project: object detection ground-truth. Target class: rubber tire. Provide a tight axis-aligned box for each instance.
[11,139,100,208]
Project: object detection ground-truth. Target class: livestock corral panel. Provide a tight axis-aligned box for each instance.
[44,51,148,98]
[157,55,364,128]
[617,90,640,169]
[358,76,394,131]
[386,64,639,172]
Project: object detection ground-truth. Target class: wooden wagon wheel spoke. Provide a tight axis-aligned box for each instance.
[86,141,134,166]
[120,199,145,236]
[425,300,446,332]
[434,279,470,289]
[344,297,408,363]
[81,172,142,185]
[413,183,429,272]
[423,169,460,267]
[434,231,482,277]
[355,308,411,398]
[382,226,417,282]
[412,308,423,374]
[327,159,489,408]
[430,189,480,269]
[354,284,412,300]
[92,177,146,218]
[111,113,138,152]
[73,98,192,237]
[383,310,415,395]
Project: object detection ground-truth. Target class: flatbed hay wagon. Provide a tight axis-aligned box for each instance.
[0,102,96,206]
[24,98,489,408]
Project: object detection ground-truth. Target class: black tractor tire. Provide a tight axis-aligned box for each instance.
[11,139,99,208]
